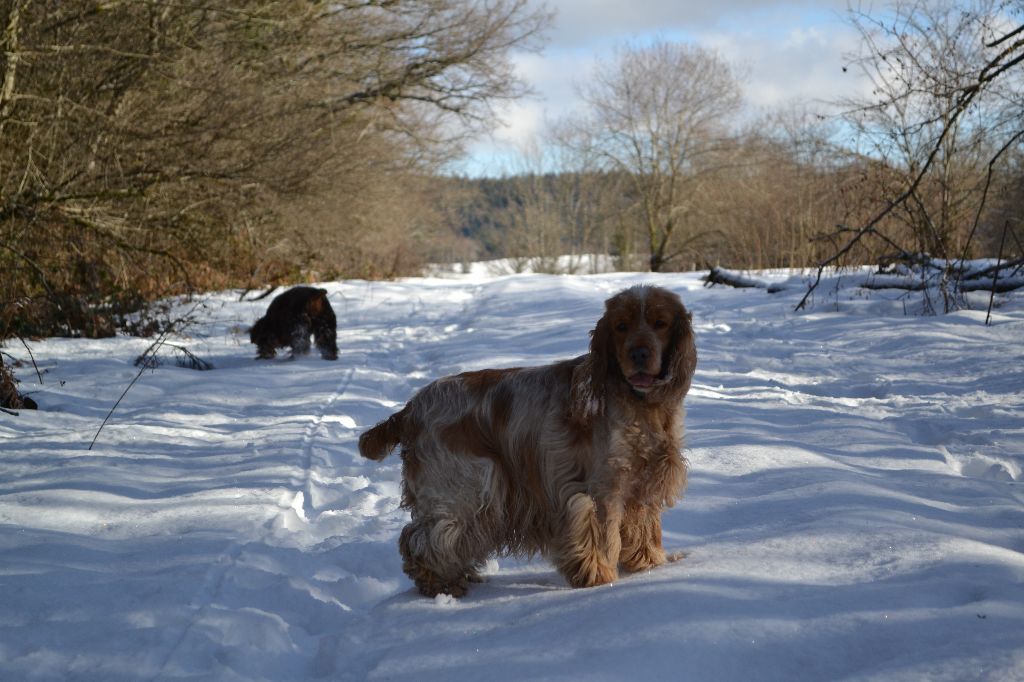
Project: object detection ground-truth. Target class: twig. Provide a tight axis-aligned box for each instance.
[985,221,1010,326]
[249,285,278,302]
[16,332,42,384]
[88,300,203,450]
[88,330,172,450]
[0,240,61,303]
[166,343,214,371]
[953,128,1024,290]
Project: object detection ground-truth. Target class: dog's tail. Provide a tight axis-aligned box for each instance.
[358,406,408,461]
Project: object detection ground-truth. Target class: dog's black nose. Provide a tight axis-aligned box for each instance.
[628,346,651,366]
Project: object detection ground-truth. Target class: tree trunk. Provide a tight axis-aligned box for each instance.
[0,0,23,143]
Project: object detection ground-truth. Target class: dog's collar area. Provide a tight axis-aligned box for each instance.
[629,385,649,400]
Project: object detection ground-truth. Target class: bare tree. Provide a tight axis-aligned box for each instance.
[799,0,1024,311]
[698,107,855,270]
[560,40,743,271]
[0,0,550,337]
[493,139,622,274]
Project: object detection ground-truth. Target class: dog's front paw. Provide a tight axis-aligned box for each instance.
[620,547,666,573]
[565,557,618,589]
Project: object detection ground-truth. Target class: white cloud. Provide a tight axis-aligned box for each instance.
[491,100,544,150]
[454,0,873,175]
[545,0,851,48]
[697,23,868,110]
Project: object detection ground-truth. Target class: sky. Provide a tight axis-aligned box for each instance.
[452,0,870,177]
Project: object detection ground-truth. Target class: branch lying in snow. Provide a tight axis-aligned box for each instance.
[704,267,761,289]
[134,343,214,371]
[704,257,1024,308]
[963,276,1024,293]
[880,254,1024,281]
[703,267,791,293]
[965,256,1024,281]
[877,253,1024,299]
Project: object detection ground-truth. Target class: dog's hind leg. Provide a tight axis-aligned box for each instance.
[288,317,312,357]
[398,516,486,598]
[312,313,338,360]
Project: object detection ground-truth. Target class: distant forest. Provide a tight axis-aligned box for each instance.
[439,145,1022,275]
[1,0,1022,342]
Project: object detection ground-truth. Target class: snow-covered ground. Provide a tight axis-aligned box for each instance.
[1,271,1022,681]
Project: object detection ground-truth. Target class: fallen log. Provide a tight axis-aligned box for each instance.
[703,267,791,293]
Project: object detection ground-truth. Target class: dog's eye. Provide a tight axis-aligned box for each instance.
[654,319,668,329]
[615,322,628,333]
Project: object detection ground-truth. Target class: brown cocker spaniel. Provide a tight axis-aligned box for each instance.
[359,285,697,597]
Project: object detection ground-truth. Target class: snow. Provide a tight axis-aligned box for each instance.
[2,270,1023,681]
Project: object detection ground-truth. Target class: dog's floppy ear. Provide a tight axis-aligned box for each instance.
[591,311,613,387]
[571,311,611,422]
[666,309,697,397]
[305,289,327,317]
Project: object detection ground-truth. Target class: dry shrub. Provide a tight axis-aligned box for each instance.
[0,356,34,410]
[274,172,469,280]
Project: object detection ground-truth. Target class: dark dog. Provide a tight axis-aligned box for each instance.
[249,286,338,360]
